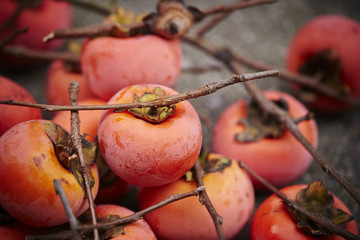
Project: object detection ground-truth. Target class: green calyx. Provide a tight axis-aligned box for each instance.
[235,99,288,143]
[185,150,232,181]
[298,48,350,102]
[128,87,175,124]
[45,122,97,194]
[104,7,149,37]
[287,180,354,237]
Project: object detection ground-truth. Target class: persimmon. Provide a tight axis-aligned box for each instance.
[0,0,72,51]
[97,84,202,187]
[137,153,255,240]
[46,60,96,106]
[286,15,360,113]
[250,182,358,240]
[81,34,182,100]
[212,90,318,189]
[0,0,73,66]
[94,204,157,240]
[0,120,99,227]
[0,75,42,136]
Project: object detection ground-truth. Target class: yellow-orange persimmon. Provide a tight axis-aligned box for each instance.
[138,153,255,240]
[0,120,99,227]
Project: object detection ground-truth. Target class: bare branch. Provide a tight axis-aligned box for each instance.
[193,160,224,240]
[0,27,28,48]
[201,0,278,16]
[68,81,99,240]
[53,179,82,240]
[0,45,80,63]
[0,69,279,112]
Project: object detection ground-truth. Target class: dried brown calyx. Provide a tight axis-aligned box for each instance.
[298,48,350,102]
[287,180,354,237]
[235,98,289,142]
[45,121,97,193]
[127,87,175,124]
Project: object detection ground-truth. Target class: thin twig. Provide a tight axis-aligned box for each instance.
[1,45,80,63]
[0,0,29,32]
[53,179,82,240]
[201,0,278,16]
[193,160,225,240]
[182,35,360,107]
[237,161,360,240]
[68,81,99,240]
[0,70,279,112]
[43,22,117,42]
[196,11,232,38]
[0,27,28,48]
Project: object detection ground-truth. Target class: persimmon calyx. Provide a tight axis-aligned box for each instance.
[298,48,350,102]
[104,7,149,38]
[185,150,232,181]
[128,87,175,124]
[286,180,354,237]
[45,122,97,193]
[235,99,288,142]
[79,211,125,239]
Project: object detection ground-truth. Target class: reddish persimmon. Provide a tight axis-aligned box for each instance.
[46,60,96,106]
[95,204,157,240]
[97,84,202,187]
[81,35,182,100]
[137,153,255,240]
[51,98,106,141]
[0,75,42,136]
[250,183,358,240]
[212,90,318,189]
[286,15,360,112]
[0,120,99,227]
[0,0,72,51]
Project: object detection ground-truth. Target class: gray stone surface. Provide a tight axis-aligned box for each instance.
[0,0,359,239]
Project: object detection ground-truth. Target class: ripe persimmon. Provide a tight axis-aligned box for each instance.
[97,84,202,187]
[0,75,42,136]
[138,153,255,240]
[0,120,99,227]
[46,60,96,106]
[212,90,318,189]
[81,35,182,100]
[95,204,157,240]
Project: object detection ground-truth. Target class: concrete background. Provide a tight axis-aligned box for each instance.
[1,0,359,239]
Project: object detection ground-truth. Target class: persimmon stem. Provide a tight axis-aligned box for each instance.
[68,81,99,240]
[53,179,82,240]
[0,69,279,112]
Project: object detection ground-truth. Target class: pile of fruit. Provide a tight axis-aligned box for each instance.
[0,1,359,239]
